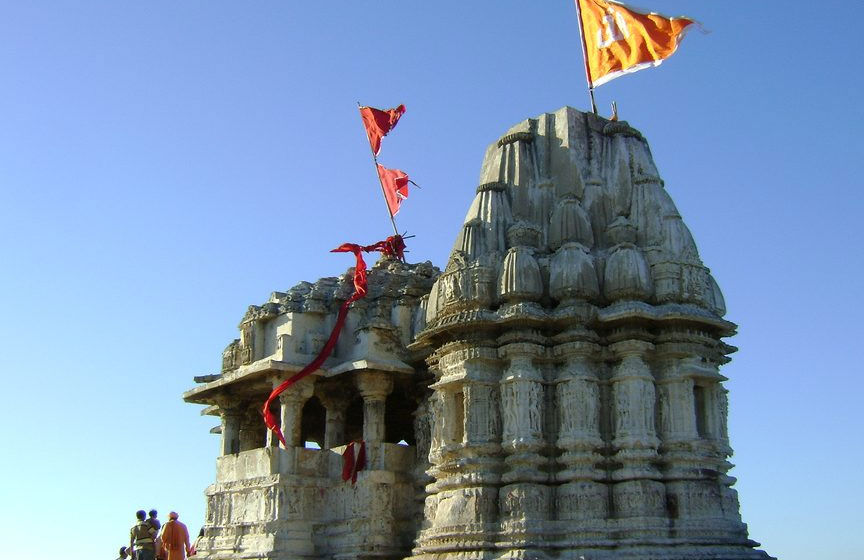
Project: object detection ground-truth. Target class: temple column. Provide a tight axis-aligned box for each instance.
[319,391,350,449]
[609,340,666,528]
[658,348,744,534]
[276,377,315,473]
[463,379,502,468]
[498,338,550,541]
[239,404,265,452]
[218,405,243,456]
[703,380,732,452]
[412,396,433,487]
[655,344,700,479]
[499,341,546,483]
[356,371,393,469]
[553,340,608,523]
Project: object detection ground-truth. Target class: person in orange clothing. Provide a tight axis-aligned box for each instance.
[159,511,192,560]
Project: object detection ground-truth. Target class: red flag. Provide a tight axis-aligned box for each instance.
[359,104,405,156]
[340,441,366,484]
[377,164,410,217]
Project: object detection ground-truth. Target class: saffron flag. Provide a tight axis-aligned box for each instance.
[359,104,406,156]
[377,164,410,217]
[576,0,695,87]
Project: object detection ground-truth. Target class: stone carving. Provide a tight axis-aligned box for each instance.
[221,339,240,373]
[184,107,772,560]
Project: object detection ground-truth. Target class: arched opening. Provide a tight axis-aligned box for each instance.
[384,388,417,445]
[345,396,365,442]
[300,396,326,447]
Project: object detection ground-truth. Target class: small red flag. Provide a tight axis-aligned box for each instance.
[377,164,410,217]
[359,104,405,156]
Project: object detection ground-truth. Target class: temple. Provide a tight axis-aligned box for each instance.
[183,107,773,560]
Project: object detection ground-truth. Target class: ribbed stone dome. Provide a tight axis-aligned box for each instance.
[549,242,599,303]
[420,106,729,333]
[603,243,653,302]
[548,196,594,250]
[499,246,543,302]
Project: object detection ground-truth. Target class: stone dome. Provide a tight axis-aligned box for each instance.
[421,106,728,337]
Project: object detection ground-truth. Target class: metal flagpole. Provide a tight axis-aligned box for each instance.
[574,0,598,114]
[357,103,401,239]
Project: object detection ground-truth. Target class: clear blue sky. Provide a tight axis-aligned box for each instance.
[0,2,860,559]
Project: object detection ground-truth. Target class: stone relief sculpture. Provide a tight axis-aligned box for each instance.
[184,107,773,560]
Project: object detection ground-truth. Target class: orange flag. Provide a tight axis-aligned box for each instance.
[576,0,695,87]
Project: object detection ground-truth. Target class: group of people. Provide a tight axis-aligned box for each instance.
[120,509,197,560]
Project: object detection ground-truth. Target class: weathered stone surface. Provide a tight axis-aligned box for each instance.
[185,107,772,560]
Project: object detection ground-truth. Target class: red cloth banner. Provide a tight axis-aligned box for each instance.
[377,164,410,217]
[262,236,406,447]
[359,104,405,156]
[341,441,367,484]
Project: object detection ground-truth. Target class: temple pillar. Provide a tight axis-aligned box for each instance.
[319,392,350,449]
[499,341,546,483]
[498,337,549,545]
[656,348,746,536]
[553,340,608,524]
[609,340,666,529]
[239,404,265,452]
[356,371,393,469]
[276,377,315,473]
[219,405,243,456]
[554,340,604,480]
[655,344,701,480]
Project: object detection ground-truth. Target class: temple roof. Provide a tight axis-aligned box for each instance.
[416,106,733,348]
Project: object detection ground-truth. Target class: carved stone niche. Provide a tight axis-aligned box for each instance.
[555,481,609,522]
[612,479,666,519]
[221,339,240,373]
[499,483,551,523]
[431,486,499,527]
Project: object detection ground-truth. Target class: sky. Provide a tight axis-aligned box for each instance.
[0,2,861,559]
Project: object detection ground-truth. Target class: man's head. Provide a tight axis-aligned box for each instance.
[136,510,146,521]
[169,511,179,520]
[149,509,158,519]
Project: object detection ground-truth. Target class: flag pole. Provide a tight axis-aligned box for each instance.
[573,0,598,114]
[357,103,401,240]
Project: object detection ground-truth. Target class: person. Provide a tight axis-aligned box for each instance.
[189,527,204,557]
[147,510,161,533]
[160,511,191,560]
[130,510,157,560]
[115,546,129,560]
[148,510,164,560]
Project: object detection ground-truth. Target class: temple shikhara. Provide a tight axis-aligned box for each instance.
[184,107,773,560]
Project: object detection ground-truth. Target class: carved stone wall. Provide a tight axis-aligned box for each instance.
[409,107,772,560]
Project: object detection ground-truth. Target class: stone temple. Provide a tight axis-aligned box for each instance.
[184,107,773,560]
